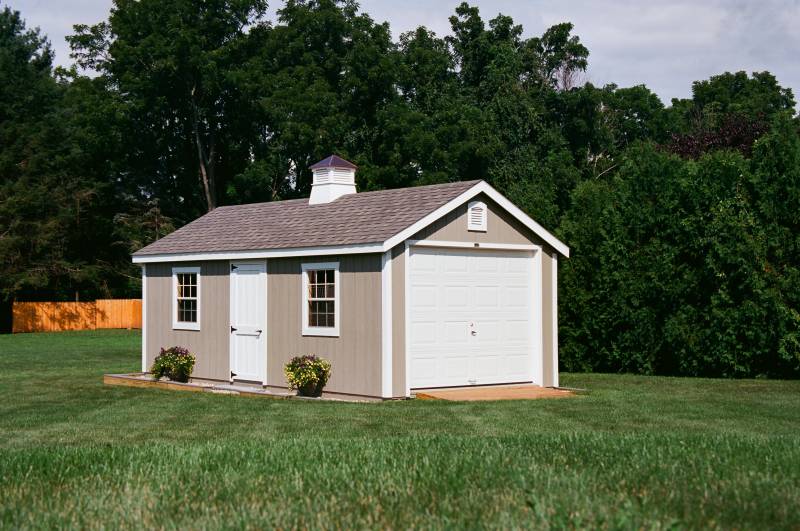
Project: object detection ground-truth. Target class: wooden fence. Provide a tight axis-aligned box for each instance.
[12,299,142,333]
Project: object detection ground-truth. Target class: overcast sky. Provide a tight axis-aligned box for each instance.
[9,0,800,104]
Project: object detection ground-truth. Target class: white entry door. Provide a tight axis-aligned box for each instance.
[408,246,537,388]
[230,262,267,382]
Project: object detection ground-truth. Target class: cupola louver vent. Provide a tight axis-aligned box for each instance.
[308,155,358,204]
[467,200,487,232]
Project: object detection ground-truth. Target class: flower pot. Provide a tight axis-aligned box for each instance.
[298,381,324,397]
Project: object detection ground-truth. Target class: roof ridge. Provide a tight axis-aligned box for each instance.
[215,179,482,210]
[132,179,494,258]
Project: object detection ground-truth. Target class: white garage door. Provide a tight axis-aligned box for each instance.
[408,246,536,389]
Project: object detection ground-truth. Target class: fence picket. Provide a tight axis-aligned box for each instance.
[12,300,142,333]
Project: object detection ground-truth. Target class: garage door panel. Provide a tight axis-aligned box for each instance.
[409,247,535,389]
[504,320,531,341]
[503,286,530,308]
[444,286,469,307]
[411,286,437,307]
[412,251,438,271]
[443,321,470,343]
[474,356,499,378]
[475,286,499,308]
[503,355,531,377]
[475,320,499,342]
[475,256,500,272]
[442,253,468,272]
[410,322,438,344]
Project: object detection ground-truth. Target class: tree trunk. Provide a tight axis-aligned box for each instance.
[195,130,216,211]
[191,85,217,212]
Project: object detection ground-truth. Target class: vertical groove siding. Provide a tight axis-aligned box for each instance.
[144,261,230,380]
[413,194,544,246]
[267,254,382,397]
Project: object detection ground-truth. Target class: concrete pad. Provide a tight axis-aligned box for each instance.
[414,384,574,401]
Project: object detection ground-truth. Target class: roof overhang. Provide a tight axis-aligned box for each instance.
[381,180,570,258]
[132,181,569,264]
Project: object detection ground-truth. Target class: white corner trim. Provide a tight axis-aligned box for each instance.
[132,242,383,264]
[172,266,201,331]
[141,264,147,373]
[381,250,393,398]
[552,254,559,388]
[382,181,570,258]
[409,240,539,252]
[403,242,412,398]
[300,261,340,337]
[228,261,235,383]
[532,248,543,386]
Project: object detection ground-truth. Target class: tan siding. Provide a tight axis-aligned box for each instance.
[391,244,406,397]
[145,261,230,380]
[267,254,382,397]
[413,193,545,247]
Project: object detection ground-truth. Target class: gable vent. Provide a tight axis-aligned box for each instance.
[467,201,487,232]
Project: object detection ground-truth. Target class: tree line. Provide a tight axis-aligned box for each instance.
[1,0,798,377]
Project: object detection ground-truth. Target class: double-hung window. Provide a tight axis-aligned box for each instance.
[301,262,339,337]
[172,266,200,330]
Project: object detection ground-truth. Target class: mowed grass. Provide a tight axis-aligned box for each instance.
[0,331,799,529]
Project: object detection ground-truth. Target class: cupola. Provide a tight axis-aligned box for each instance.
[308,155,357,204]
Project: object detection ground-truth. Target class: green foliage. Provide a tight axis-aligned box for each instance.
[284,354,332,396]
[150,346,196,383]
[559,128,800,378]
[2,2,799,376]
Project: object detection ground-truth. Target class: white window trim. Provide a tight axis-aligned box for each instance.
[467,200,488,232]
[301,261,340,337]
[172,266,201,331]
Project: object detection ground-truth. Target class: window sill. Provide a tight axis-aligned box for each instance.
[173,322,201,331]
[302,327,340,337]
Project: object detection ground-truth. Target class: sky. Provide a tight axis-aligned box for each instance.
[9,0,800,104]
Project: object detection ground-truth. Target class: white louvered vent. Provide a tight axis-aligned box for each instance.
[332,168,355,183]
[467,201,487,232]
[312,168,355,186]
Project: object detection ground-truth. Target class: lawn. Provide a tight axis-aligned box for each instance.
[0,331,798,529]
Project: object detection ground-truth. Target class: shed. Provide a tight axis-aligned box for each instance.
[133,156,570,399]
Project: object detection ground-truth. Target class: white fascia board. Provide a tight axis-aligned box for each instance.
[132,242,384,264]
[381,181,570,258]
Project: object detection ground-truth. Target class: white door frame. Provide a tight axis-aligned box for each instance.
[404,240,543,396]
[229,260,268,385]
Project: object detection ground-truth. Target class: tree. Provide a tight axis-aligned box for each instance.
[69,0,270,215]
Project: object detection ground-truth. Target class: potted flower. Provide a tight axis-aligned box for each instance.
[284,355,332,397]
[151,346,196,383]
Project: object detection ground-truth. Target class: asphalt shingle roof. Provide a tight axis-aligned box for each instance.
[133,180,481,256]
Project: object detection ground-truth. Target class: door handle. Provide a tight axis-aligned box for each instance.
[471,330,477,336]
